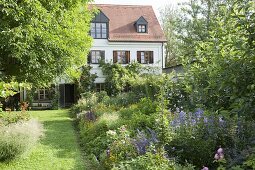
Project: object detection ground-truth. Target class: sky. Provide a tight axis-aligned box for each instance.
[93,0,188,19]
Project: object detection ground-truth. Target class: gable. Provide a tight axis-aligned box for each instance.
[92,10,109,23]
[135,16,148,25]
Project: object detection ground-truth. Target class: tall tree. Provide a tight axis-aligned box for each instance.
[187,0,255,117]
[0,0,93,86]
[160,5,179,67]
[174,0,227,63]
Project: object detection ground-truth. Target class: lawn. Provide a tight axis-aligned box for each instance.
[0,110,85,170]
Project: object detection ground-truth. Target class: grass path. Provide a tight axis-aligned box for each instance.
[0,110,85,170]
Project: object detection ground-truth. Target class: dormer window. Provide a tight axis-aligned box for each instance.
[138,24,146,33]
[135,16,148,33]
[90,10,109,39]
[90,23,107,39]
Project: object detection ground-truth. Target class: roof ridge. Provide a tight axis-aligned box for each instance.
[91,4,153,7]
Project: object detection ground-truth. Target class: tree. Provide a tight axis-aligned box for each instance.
[186,0,255,118]
[0,0,93,86]
[160,5,179,67]
[174,0,227,63]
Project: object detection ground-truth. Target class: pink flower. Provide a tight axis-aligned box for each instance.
[219,153,224,159]
[201,166,209,170]
[214,153,220,160]
[217,147,223,154]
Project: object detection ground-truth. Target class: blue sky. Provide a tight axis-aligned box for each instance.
[93,0,187,18]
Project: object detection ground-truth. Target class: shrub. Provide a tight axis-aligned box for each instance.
[103,92,139,108]
[106,126,192,170]
[166,109,255,168]
[79,112,124,158]
[112,148,174,170]
[103,126,138,169]
[0,111,30,125]
[71,92,98,114]
[136,98,158,115]
[0,119,43,161]
[93,103,117,117]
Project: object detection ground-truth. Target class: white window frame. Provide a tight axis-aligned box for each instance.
[138,24,146,33]
[117,51,127,64]
[37,88,49,100]
[91,51,102,64]
[90,23,107,38]
[140,51,152,64]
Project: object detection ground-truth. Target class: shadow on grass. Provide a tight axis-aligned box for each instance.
[41,115,84,169]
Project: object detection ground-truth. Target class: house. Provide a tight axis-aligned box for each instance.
[88,4,166,91]
[20,4,166,109]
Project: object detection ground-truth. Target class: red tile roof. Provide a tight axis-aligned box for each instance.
[90,4,166,42]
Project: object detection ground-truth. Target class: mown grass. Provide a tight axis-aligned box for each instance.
[0,110,85,170]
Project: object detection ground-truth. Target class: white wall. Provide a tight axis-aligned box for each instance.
[90,39,164,83]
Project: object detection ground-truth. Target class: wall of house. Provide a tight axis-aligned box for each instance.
[90,39,164,83]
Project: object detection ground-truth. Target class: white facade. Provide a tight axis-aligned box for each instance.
[90,39,165,83]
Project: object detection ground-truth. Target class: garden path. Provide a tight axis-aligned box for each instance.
[0,110,85,170]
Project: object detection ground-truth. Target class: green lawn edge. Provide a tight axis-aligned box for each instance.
[0,110,85,170]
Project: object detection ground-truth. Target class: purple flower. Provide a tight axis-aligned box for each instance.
[204,117,208,123]
[132,128,158,155]
[191,118,196,125]
[194,108,204,119]
[179,111,186,122]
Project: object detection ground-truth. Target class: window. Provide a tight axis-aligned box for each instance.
[88,50,105,64]
[90,23,107,39]
[95,83,105,92]
[34,88,49,101]
[138,24,146,33]
[137,51,154,64]
[113,51,130,64]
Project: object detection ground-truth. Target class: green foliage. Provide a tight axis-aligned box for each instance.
[166,111,255,168]
[71,92,98,114]
[0,119,43,161]
[103,92,140,108]
[78,110,124,158]
[113,147,174,170]
[100,62,141,95]
[0,0,93,86]
[104,126,138,169]
[76,65,97,94]
[244,153,255,169]
[0,111,30,125]
[180,0,255,118]
[0,81,19,98]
